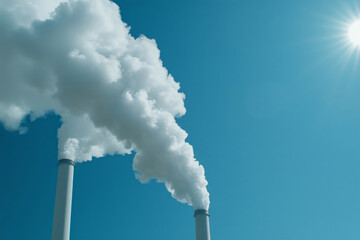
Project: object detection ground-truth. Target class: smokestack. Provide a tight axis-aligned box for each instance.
[52,159,75,240]
[194,209,211,240]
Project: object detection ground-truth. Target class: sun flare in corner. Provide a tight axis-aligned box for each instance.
[348,20,360,46]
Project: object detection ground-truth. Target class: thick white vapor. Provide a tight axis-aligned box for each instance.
[0,0,209,210]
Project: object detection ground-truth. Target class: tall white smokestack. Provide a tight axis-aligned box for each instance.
[194,209,211,240]
[52,159,75,240]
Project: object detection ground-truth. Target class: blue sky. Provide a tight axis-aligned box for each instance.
[2,0,360,239]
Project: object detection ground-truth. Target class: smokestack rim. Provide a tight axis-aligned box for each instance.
[58,159,75,167]
[194,209,210,217]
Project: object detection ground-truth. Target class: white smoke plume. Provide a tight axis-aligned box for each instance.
[0,0,209,210]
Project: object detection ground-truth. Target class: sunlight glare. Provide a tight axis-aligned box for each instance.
[348,20,360,46]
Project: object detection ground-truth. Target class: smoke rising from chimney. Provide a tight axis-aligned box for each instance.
[0,0,209,210]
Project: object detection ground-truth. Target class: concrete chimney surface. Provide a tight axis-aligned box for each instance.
[194,209,211,240]
[52,159,75,240]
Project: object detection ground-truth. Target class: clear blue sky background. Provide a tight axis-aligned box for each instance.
[2,0,360,239]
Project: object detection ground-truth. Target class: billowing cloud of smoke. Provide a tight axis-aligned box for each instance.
[0,0,209,210]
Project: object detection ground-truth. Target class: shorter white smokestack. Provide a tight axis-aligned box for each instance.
[52,159,75,240]
[194,209,211,240]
